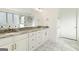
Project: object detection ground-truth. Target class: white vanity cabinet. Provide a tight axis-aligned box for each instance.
[0,28,48,51]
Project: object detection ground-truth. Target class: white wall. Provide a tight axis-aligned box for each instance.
[35,8,59,41]
[58,8,76,39]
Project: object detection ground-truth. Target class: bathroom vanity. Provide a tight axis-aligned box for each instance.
[0,27,49,51]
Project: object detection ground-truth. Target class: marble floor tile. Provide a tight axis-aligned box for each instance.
[35,38,79,51]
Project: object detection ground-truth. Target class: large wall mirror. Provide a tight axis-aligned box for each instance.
[0,11,37,30]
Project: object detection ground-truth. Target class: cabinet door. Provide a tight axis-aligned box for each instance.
[14,39,28,51]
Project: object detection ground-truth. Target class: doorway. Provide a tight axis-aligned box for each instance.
[57,8,78,41]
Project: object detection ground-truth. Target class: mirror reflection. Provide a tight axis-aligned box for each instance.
[0,11,36,30]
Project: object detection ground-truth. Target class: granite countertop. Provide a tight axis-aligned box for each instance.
[0,26,49,39]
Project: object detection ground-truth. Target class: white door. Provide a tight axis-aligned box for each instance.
[59,8,76,40]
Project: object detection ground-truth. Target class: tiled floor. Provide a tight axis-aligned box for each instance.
[35,37,79,51]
